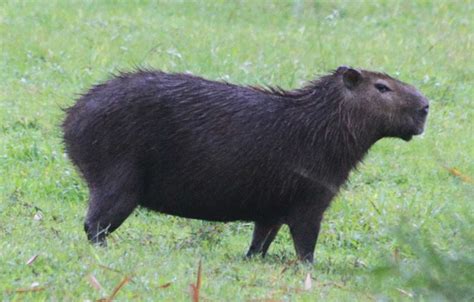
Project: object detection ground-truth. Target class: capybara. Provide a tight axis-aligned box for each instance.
[63,66,429,262]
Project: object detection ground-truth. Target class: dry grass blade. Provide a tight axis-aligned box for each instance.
[396,288,414,298]
[87,274,103,291]
[98,264,124,274]
[98,264,128,275]
[190,260,202,302]
[98,276,132,302]
[445,167,474,184]
[324,281,347,289]
[9,287,46,293]
[368,199,381,215]
[26,255,38,265]
[279,259,298,275]
[158,282,172,289]
[109,276,132,300]
[304,273,312,291]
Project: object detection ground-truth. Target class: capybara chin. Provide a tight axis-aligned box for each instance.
[63,66,429,262]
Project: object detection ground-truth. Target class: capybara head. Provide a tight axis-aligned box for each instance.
[336,66,429,141]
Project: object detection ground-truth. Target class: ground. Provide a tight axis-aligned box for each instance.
[1,1,473,301]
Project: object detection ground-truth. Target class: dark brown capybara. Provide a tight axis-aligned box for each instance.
[62,66,429,262]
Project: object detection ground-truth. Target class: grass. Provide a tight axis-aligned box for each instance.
[1,0,473,300]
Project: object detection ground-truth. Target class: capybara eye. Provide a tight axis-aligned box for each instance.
[375,83,391,93]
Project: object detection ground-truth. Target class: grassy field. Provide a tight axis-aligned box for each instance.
[1,0,473,301]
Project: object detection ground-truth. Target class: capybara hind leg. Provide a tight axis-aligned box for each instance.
[84,176,141,245]
[246,223,282,258]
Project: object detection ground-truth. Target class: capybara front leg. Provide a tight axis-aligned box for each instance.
[288,213,323,263]
[246,222,282,258]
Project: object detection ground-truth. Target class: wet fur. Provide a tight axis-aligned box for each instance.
[63,68,428,262]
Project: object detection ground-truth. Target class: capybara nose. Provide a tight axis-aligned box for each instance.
[420,104,429,115]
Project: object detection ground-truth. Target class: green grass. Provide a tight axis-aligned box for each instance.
[1,0,473,300]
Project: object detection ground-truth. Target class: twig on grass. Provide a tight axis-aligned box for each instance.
[279,259,299,275]
[189,260,202,302]
[98,264,125,274]
[444,166,474,184]
[26,254,39,265]
[396,287,414,298]
[7,287,46,293]
[87,274,103,291]
[108,276,132,301]
[97,276,132,302]
[158,282,172,289]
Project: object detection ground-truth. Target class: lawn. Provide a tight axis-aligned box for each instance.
[1,0,473,301]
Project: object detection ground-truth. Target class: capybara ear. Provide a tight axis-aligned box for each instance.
[336,65,349,74]
[342,68,362,89]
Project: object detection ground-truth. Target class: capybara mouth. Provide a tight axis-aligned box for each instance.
[402,121,425,141]
[414,125,425,135]
[408,124,425,140]
[411,110,428,137]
